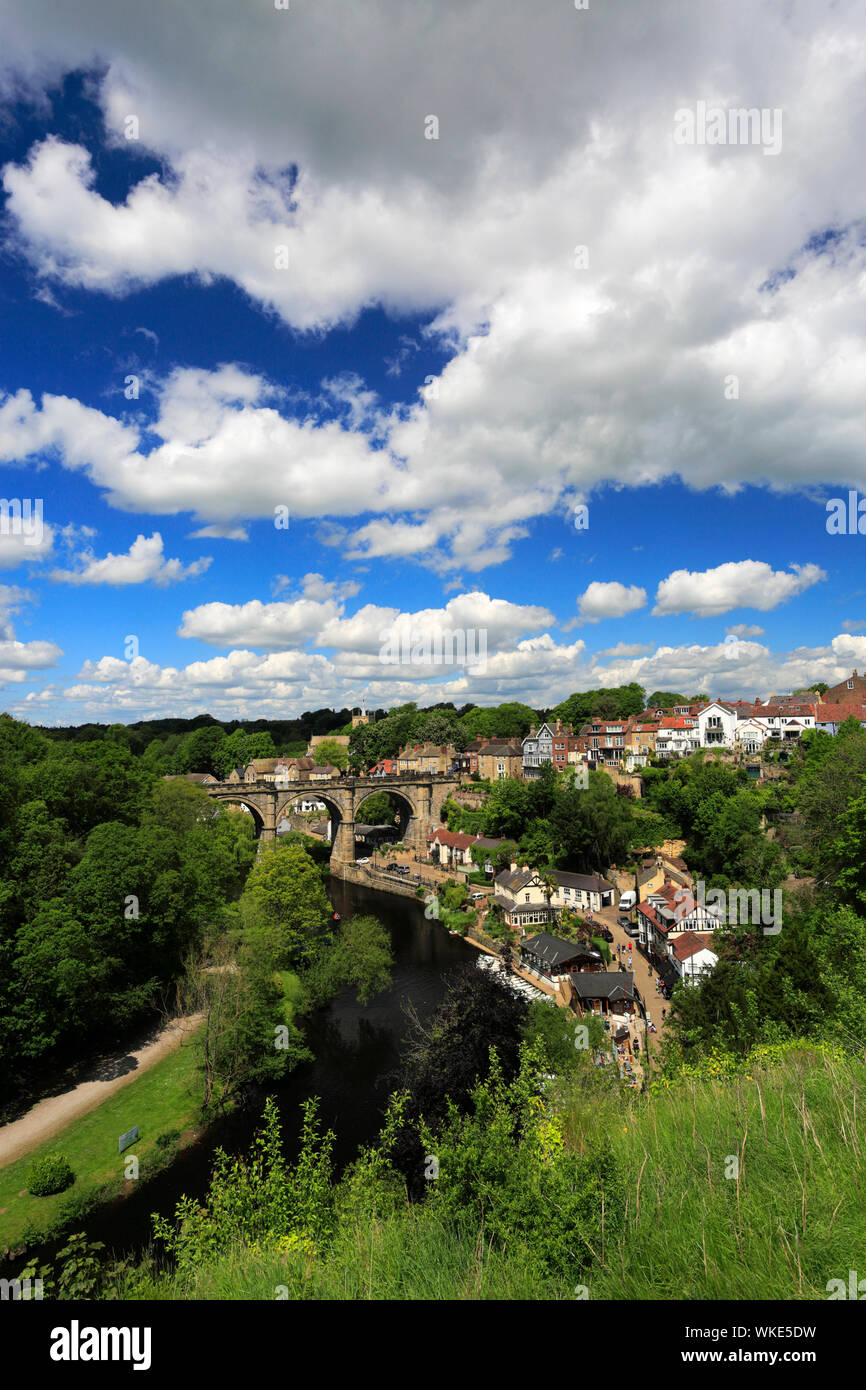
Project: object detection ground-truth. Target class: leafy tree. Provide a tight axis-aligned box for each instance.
[390,965,529,1194]
[796,720,866,882]
[459,702,536,740]
[522,998,603,1073]
[646,691,689,708]
[213,729,277,779]
[550,772,633,871]
[667,911,831,1058]
[20,740,153,839]
[517,821,555,867]
[241,842,333,968]
[179,724,226,776]
[483,778,530,840]
[409,712,467,750]
[174,934,309,1114]
[303,914,393,1007]
[311,738,348,770]
[551,684,645,726]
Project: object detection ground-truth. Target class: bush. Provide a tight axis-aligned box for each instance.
[27,1152,75,1196]
[156,1129,181,1149]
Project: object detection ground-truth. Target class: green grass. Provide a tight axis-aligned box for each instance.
[117,1210,568,1301]
[568,1048,866,1300]
[0,1030,204,1252]
[118,1044,866,1302]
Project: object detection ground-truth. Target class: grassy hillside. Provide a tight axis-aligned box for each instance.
[586,1044,861,1299]
[107,1041,862,1301]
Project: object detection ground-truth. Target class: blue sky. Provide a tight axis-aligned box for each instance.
[1,2,865,724]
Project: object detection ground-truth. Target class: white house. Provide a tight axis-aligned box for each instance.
[697,702,738,750]
[734,719,770,753]
[670,931,718,985]
[493,865,615,929]
[738,702,817,746]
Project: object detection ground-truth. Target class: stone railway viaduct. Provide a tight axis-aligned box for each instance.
[204,772,461,867]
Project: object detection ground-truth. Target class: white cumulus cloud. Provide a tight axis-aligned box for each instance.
[653,561,826,618]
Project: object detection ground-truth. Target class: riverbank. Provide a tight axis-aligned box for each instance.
[0,1034,204,1255]
[2,877,474,1273]
[0,1013,203,1172]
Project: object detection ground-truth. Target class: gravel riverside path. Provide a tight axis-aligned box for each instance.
[0,1014,202,1170]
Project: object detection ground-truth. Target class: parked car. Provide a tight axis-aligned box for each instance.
[598,926,614,942]
[356,857,370,865]
[470,891,485,900]
[617,914,633,929]
[385,862,399,871]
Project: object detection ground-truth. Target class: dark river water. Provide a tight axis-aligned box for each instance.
[4,879,473,1272]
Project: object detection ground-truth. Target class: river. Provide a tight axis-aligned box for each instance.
[5,878,474,1271]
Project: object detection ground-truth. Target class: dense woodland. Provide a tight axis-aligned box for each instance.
[0,713,391,1109]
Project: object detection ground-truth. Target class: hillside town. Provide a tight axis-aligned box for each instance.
[173,673,866,1086]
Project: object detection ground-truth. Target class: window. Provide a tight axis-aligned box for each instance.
[525,893,531,902]
[848,681,854,690]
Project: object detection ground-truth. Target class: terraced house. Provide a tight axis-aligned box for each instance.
[575,718,630,770]
[396,742,457,774]
[461,737,524,780]
[521,720,576,778]
[654,716,700,760]
[623,720,657,769]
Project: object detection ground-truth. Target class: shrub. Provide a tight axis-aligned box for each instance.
[26,1152,75,1197]
[156,1129,181,1149]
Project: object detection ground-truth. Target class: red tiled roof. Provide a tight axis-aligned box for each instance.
[427,829,476,849]
[672,931,715,963]
[815,704,866,723]
[637,900,667,933]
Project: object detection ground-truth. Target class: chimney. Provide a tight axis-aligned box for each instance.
[510,860,518,873]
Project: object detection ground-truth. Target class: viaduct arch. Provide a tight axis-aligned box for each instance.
[207,773,460,866]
